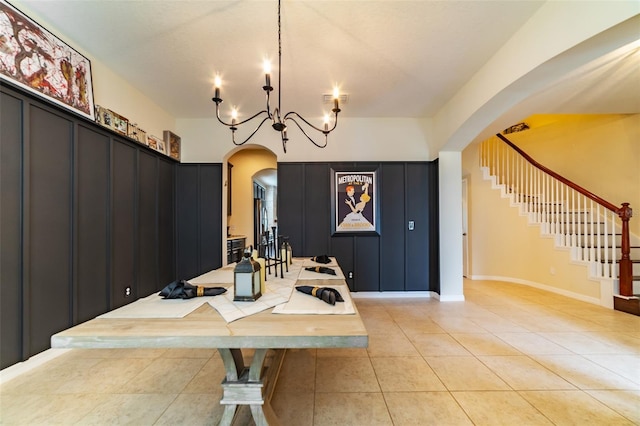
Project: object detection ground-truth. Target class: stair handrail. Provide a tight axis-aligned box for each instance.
[495,133,634,296]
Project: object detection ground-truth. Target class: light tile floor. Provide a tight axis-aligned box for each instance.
[1,279,639,425]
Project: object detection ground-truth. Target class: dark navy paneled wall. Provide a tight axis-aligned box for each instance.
[0,83,224,368]
[277,162,439,293]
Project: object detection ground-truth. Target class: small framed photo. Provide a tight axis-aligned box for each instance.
[110,110,129,136]
[158,140,167,155]
[147,134,162,151]
[95,105,112,129]
[163,130,181,161]
[127,123,147,145]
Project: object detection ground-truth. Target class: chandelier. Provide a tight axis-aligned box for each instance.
[211,0,342,153]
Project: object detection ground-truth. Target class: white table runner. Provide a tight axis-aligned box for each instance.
[96,258,351,321]
[98,293,212,319]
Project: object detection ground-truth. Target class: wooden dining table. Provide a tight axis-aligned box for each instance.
[51,259,368,426]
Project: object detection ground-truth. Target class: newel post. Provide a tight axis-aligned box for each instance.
[618,203,633,296]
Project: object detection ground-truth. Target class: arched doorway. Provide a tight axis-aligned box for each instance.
[225,146,277,262]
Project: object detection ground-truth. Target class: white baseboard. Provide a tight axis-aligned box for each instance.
[351,291,433,299]
[0,348,71,385]
[435,293,466,302]
[469,274,603,307]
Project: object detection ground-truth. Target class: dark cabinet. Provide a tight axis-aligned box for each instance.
[76,125,110,323]
[28,105,74,355]
[176,164,223,280]
[227,237,246,263]
[1,91,23,368]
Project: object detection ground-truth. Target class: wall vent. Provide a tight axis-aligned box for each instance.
[322,94,349,104]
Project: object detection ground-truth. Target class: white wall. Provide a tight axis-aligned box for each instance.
[438,151,464,301]
[177,117,433,163]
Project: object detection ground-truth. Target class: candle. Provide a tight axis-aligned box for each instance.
[323,114,330,132]
[333,86,340,110]
[214,75,222,99]
[231,108,238,125]
[263,59,272,87]
[257,257,266,293]
[281,246,287,264]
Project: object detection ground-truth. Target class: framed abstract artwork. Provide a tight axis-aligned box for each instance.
[331,169,380,235]
[0,0,95,120]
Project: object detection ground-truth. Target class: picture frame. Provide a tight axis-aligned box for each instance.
[95,105,112,129]
[147,134,162,152]
[331,169,380,235]
[110,110,129,136]
[163,130,181,161]
[127,123,147,145]
[157,139,167,155]
[0,0,95,120]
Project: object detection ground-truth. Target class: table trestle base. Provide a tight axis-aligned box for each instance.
[218,348,286,426]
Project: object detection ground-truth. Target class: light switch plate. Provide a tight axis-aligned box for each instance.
[408,220,415,230]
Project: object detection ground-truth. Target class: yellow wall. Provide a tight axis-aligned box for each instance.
[507,114,640,235]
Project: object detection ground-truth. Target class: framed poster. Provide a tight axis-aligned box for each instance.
[0,0,95,120]
[332,169,379,235]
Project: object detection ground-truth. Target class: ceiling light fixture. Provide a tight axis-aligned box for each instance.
[211,0,342,153]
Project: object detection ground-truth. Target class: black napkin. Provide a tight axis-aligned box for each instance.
[311,255,331,264]
[296,285,344,305]
[305,266,336,275]
[159,280,226,299]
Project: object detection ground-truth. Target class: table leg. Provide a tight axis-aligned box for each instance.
[217,348,286,426]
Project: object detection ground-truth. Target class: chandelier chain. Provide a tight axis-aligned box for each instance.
[278,0,282,115]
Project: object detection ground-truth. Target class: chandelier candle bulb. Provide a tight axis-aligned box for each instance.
[263,60,272,88]
[213,75,222,101]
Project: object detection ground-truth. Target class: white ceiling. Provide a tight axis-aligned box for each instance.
[10,0,640,126]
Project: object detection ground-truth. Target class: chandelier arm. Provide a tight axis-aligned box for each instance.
[283,111,338,134]
[265,88,275,121]
[231,116,272,146]
[214,102,270,128]
[284,116,328,149]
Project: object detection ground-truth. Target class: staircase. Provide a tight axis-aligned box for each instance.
[480,134,639,315]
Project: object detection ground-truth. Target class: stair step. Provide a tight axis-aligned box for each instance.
[614,295,640,316]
